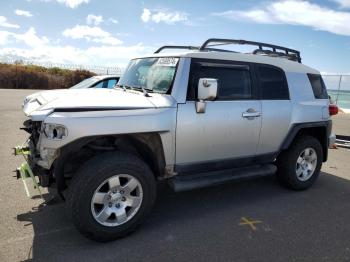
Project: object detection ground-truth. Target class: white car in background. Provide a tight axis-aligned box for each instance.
[22,75,120,114]
[69,75,120,89]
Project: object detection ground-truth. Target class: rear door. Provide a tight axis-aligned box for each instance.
[254,64,292,155]
[175,59,262,171]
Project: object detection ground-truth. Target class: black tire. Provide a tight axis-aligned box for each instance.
[67,151,157,242]
[276,135,323,191]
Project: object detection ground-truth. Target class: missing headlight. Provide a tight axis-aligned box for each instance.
[43,124,67,140]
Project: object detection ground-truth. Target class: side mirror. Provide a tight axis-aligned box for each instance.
[196,78,218,113]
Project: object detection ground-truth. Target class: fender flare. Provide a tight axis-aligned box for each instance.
[279,120,331,162]
[53,133,166,193]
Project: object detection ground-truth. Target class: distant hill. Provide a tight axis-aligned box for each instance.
[0,62,96,90]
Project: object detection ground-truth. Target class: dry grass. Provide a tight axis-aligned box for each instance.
[0,63,96,90]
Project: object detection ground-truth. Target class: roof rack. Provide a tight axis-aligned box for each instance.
[154,45,199,53]
[154,38,301,63]
[199,38,302,63]
[154,45,238,54]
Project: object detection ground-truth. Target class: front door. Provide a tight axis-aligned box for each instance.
[175,59,262,172]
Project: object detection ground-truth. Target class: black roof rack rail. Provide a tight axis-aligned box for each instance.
[154,45,199,53]
[154,45,239,54]
[199,38,302,63]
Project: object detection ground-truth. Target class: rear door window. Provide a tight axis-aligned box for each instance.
[257,65,289,100]
[307,74,328,99]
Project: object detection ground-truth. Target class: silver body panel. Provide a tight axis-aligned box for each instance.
[257,100,292,155]
[286,72,330,123]
[176,101,261,164]
[37,107,177,168]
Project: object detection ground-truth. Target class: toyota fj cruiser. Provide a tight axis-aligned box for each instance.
[15,38,337,242]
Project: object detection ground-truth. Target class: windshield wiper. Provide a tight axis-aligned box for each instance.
[130,86,153,97]
[115,84,126,91]
[116,84,152,97]
[115,84,133,92]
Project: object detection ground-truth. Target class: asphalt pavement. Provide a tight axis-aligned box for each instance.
[0,89,350,262]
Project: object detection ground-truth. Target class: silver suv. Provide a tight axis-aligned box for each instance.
[15,38,337,242]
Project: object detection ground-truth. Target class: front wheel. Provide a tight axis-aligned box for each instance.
[277,135,323,190]
[67,152,157,242]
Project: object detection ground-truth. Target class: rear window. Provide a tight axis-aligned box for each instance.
[257,65,289,100]
[307,74,328,99]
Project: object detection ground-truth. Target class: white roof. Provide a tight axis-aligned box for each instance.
[136,51,319,74]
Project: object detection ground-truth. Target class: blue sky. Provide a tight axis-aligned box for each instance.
[0,0,350,73]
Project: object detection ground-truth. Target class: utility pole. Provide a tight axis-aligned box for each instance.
[336,75,343,104]
[15,62,18,89]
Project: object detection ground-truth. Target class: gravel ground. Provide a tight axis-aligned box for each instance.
[0,89,349,262]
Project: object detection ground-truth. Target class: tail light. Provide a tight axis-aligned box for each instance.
[329,104,338,116]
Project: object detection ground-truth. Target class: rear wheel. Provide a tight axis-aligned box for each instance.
[67,152,156,242]
[277,135,323,190]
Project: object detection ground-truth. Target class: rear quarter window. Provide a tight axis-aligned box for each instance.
[307,74,328,99]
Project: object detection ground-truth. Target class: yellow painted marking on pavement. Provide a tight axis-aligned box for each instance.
[239,217,262,231]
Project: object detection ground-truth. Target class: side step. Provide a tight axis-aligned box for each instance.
[169,164,276,192]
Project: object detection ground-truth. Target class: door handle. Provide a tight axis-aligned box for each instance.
[242,108,261,118]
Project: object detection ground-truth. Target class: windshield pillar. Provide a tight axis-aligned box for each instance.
[171,57,191,103]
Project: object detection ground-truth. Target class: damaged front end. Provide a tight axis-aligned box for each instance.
[15,159,42,198]
[14,120,54,197]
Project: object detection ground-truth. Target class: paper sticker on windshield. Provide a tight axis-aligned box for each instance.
[156,57,179,67]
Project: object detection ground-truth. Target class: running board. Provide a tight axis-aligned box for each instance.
[169,164,277,192]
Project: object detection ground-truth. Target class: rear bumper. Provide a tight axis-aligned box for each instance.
[329,133,336,148]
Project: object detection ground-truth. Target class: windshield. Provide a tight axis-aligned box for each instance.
[70,77,99,89]
[118,57,179,94]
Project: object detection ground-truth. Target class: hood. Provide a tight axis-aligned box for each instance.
[24,89,68,105]
[36,89,71,104]
[23,88,175,117]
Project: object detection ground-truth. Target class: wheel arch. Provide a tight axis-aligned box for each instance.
[280,121,331,163]
[53,133,166,193]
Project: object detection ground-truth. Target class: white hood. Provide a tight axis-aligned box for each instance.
[36,89,71,104]
[24,89,68,105]
[23,88,175,117]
